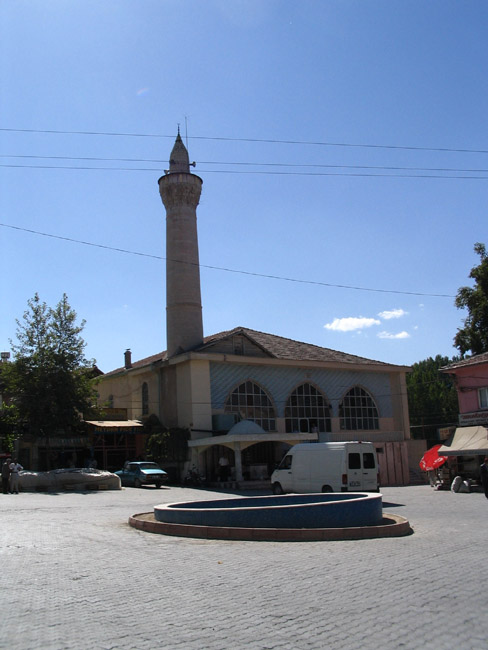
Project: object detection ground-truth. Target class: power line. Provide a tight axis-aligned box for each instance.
[4,153,488,175]
[2,126,488,155]
[0,222,455,298]
[2,163,488,180]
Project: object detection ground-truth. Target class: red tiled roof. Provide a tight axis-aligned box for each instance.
[200,327,393,366]
[441,351,488,371]
[102,326,403,376]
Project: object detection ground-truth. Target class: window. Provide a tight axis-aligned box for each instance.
[224,381,276,431]
[479,387,488,410]
[142,382,149,416]
[285,383,331,433]
[339,386,379,430]
[363,453,375,469]
[279,455,293,470]
[233,336,244,355]
[348,453,361,469]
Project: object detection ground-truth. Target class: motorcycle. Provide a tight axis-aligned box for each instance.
[183,466,205,487]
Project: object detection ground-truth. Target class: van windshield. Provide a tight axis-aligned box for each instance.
[279,455,293,470]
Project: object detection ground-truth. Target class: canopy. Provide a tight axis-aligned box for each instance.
[419,445,448,472]
[438,426,488,456]
[85,420,143,427]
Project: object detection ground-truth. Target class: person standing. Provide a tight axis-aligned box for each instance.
[9,459,23,494]
[218,455,230,482]
[2,457,11,494]
[480,457,488,500]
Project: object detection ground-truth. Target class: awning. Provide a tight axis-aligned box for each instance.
[438,426,488,456]
[189,432,317,450]
[85,420,144,430]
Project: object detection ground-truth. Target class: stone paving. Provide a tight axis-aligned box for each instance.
[1,484,487,650]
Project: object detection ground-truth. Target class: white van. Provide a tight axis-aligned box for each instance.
[270,442,379,494]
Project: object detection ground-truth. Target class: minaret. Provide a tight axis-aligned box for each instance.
[158,131,204,358]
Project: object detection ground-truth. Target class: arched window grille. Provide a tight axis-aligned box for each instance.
[142,382,149,416]
[224,381,276,431]
[339,386,379,430]
[285,383,331,433]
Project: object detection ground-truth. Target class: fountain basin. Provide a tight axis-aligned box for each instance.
[154,492,383,529]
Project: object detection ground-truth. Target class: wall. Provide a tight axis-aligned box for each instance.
[175,359,212,436]
[453,364,488,414]
[209,361,408,436]
[97,369,159,422]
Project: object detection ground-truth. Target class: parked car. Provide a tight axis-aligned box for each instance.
[115,462,168,488]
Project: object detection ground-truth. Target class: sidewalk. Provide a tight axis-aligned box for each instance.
[1,485,487,650]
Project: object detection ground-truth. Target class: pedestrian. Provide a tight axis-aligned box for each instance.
[2,457,12,494]
[9,459,23,494]
[218,455,230,482]
[480,457,488,500]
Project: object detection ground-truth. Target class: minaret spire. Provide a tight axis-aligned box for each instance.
[158,133,204,358]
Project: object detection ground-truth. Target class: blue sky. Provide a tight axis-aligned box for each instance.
[1,1,486,372]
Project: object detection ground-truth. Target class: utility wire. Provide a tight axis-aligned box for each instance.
[2,126,488,155]
[0,222,455,298]
[2,163,488,180]
[4,153,488,175]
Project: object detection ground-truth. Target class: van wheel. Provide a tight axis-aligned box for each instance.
[321,485,333,493]
[272,482,284,495]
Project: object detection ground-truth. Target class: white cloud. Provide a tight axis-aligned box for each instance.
[378,308,408,320]
[324,317,381,332]
[377,330,410,340]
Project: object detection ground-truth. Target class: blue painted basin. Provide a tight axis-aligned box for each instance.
[154,493,383,529]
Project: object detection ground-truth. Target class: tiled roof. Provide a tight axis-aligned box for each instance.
[200,327,394,366]
[102,326,403,376]
[102,351,167,377]
[441,351,488,371]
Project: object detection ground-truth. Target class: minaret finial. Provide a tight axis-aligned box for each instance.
[177,123,180,136]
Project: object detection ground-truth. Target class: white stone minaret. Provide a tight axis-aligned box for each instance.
[158,131,204,358]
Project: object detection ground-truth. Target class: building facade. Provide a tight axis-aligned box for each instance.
[441,352,488,428]
[97,134,412,486]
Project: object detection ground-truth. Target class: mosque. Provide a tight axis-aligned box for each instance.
[95,132,412,486]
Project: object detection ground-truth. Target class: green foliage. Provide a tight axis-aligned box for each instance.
[406,355,459,438]
[145,416,190,469]
[4,293,98,440]
[0,403,17,452]
[454,242,488,356]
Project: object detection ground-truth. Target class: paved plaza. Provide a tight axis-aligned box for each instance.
[1,484,487,650]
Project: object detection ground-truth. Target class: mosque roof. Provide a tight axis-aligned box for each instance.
[102,326,407,376]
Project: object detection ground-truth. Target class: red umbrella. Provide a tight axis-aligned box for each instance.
[419,444,448,472]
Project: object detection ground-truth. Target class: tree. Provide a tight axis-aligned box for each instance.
[454,242,488,356]
[406,355,459,439]
[4,294,98,454]
[144,415,190,482]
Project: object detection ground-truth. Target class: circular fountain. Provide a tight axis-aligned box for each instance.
[129,492,411,541]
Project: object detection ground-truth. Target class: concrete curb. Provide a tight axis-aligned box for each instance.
[129,512,412,542]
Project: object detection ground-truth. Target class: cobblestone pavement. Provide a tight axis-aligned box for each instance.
[1,484,487,650]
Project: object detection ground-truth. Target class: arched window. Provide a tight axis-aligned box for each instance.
[142,382,149,416]
[339,386,379,430]
[107,394,114,409]
[224,381,276,431]
[285,383,331,433]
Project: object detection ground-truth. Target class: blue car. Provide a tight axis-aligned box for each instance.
[115,461,168,488]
